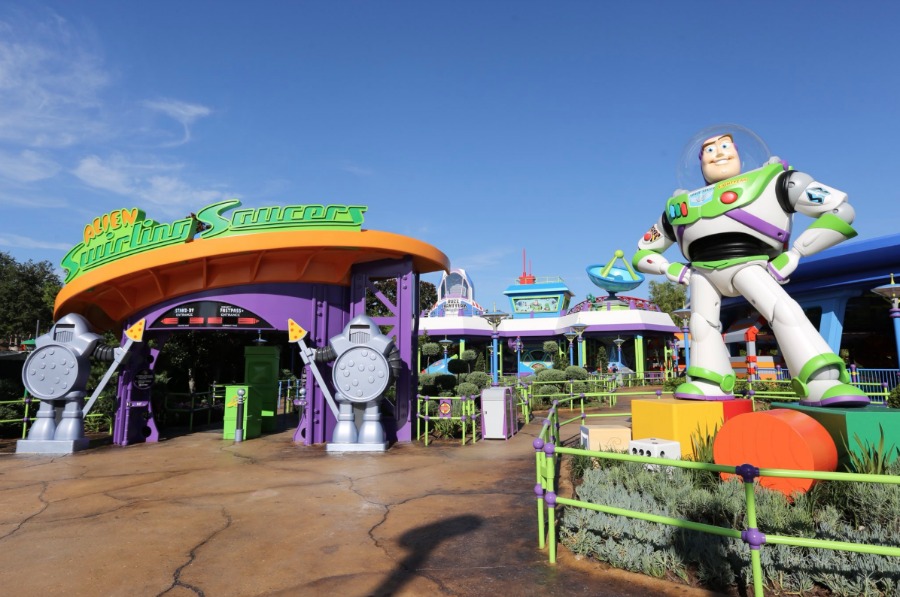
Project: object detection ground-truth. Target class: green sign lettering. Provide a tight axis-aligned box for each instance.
[61,200,367,283]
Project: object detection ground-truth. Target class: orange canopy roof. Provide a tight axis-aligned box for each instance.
[56,229,449,331]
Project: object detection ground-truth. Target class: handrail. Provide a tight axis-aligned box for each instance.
[415,394,479,446]
[533,399,900,597]
[7,391,112,438]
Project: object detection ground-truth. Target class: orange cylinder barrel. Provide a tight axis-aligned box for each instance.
[713,409,837,496]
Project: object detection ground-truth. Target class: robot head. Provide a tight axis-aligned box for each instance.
[676,123,771,190]
[23,313,101,400]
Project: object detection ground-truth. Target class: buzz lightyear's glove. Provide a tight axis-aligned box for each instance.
[766,248,801,284]
[665,262,691,286]
[633,250,689,286]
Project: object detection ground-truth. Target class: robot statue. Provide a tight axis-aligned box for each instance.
[19,313,144,453]
[290,314,402,451]
[634,126,867,407]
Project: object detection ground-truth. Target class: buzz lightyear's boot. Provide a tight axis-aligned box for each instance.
[675,366,736,401]
[794,354,868,407]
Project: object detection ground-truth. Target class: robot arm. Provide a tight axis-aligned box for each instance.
[633,211,691,285]
[767,171,858,283]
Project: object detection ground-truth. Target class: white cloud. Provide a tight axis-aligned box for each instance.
[0,232,71,250]
[143,175,224,208]
[144,98,212,146]
[0,10,227,223]
[73,154,134,195]
[0,149,60,182]
[72,154,226,216]
[0,8,109,148]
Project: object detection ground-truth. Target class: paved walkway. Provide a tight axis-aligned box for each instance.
[0,406,722,597]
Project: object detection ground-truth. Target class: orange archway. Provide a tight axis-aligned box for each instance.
[56,229,449,331]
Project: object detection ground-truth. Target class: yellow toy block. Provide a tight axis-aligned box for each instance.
[631,399,725,458]
[579,424,632,452]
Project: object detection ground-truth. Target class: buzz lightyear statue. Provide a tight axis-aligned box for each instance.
[634,125,867,407]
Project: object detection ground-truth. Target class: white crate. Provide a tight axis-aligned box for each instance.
[628,438,681,460]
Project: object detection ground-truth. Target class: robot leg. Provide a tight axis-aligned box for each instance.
[675,272,736,400]
[27,399,59,441]
[55,395,86,441]
[332,399,359,444]
[732,265,867,407]
[358,399,386,445]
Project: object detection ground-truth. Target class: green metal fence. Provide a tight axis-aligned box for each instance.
[415,394,479,446]
[533,400,900,597]
[2,391,113,438]
[739,378,891,405]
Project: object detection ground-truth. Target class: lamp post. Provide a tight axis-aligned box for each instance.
[439,338,452,372]
[672,306,691,371]
[564,331,577,366]
[515,337,523,379]
[872,274,900,366]
[480,309,509,385]
[613,336,625,368]
[571,323,587,368]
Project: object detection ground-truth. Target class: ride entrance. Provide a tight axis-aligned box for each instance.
[51,200,448,448]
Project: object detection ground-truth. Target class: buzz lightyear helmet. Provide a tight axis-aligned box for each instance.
[676,123,772,190]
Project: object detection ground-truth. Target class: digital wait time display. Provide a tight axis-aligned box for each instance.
[150,301,273,330]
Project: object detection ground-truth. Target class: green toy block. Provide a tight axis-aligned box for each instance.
[772,403,900,469]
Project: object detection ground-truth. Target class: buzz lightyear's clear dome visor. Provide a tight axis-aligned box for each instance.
[676,123,772,190]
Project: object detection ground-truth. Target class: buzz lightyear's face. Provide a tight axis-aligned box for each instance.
[700,134,741,183]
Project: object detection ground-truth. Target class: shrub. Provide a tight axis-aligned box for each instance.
[888,384,900,409]
[0,378,26,437]
[447,359,468,375]
[560,456,900,595]
[537,368,568,382]
[456,382,479,398]
[662,377,680,393]
[434,374,457,395]
[418,373,441,397]
[465,371,491,389]
[421,342,440,364]
[565,365,589,380]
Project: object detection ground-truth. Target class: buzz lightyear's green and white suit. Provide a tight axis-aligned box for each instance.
[634,161,868,406]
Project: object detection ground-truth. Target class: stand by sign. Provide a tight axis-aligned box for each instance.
[150,301,273,330]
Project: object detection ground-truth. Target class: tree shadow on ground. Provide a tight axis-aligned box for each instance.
[369,514,483,597]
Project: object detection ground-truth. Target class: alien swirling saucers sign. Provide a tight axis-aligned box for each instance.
[61,199,367,283]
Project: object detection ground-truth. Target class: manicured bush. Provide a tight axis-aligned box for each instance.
[434,374,457,395]
[537,368,568,382]
[564,365,589,380]
[447,359,468,375]
[456,382,479,398]
[465,371,491,390]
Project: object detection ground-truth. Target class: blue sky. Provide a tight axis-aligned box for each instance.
[2,1,899,310]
